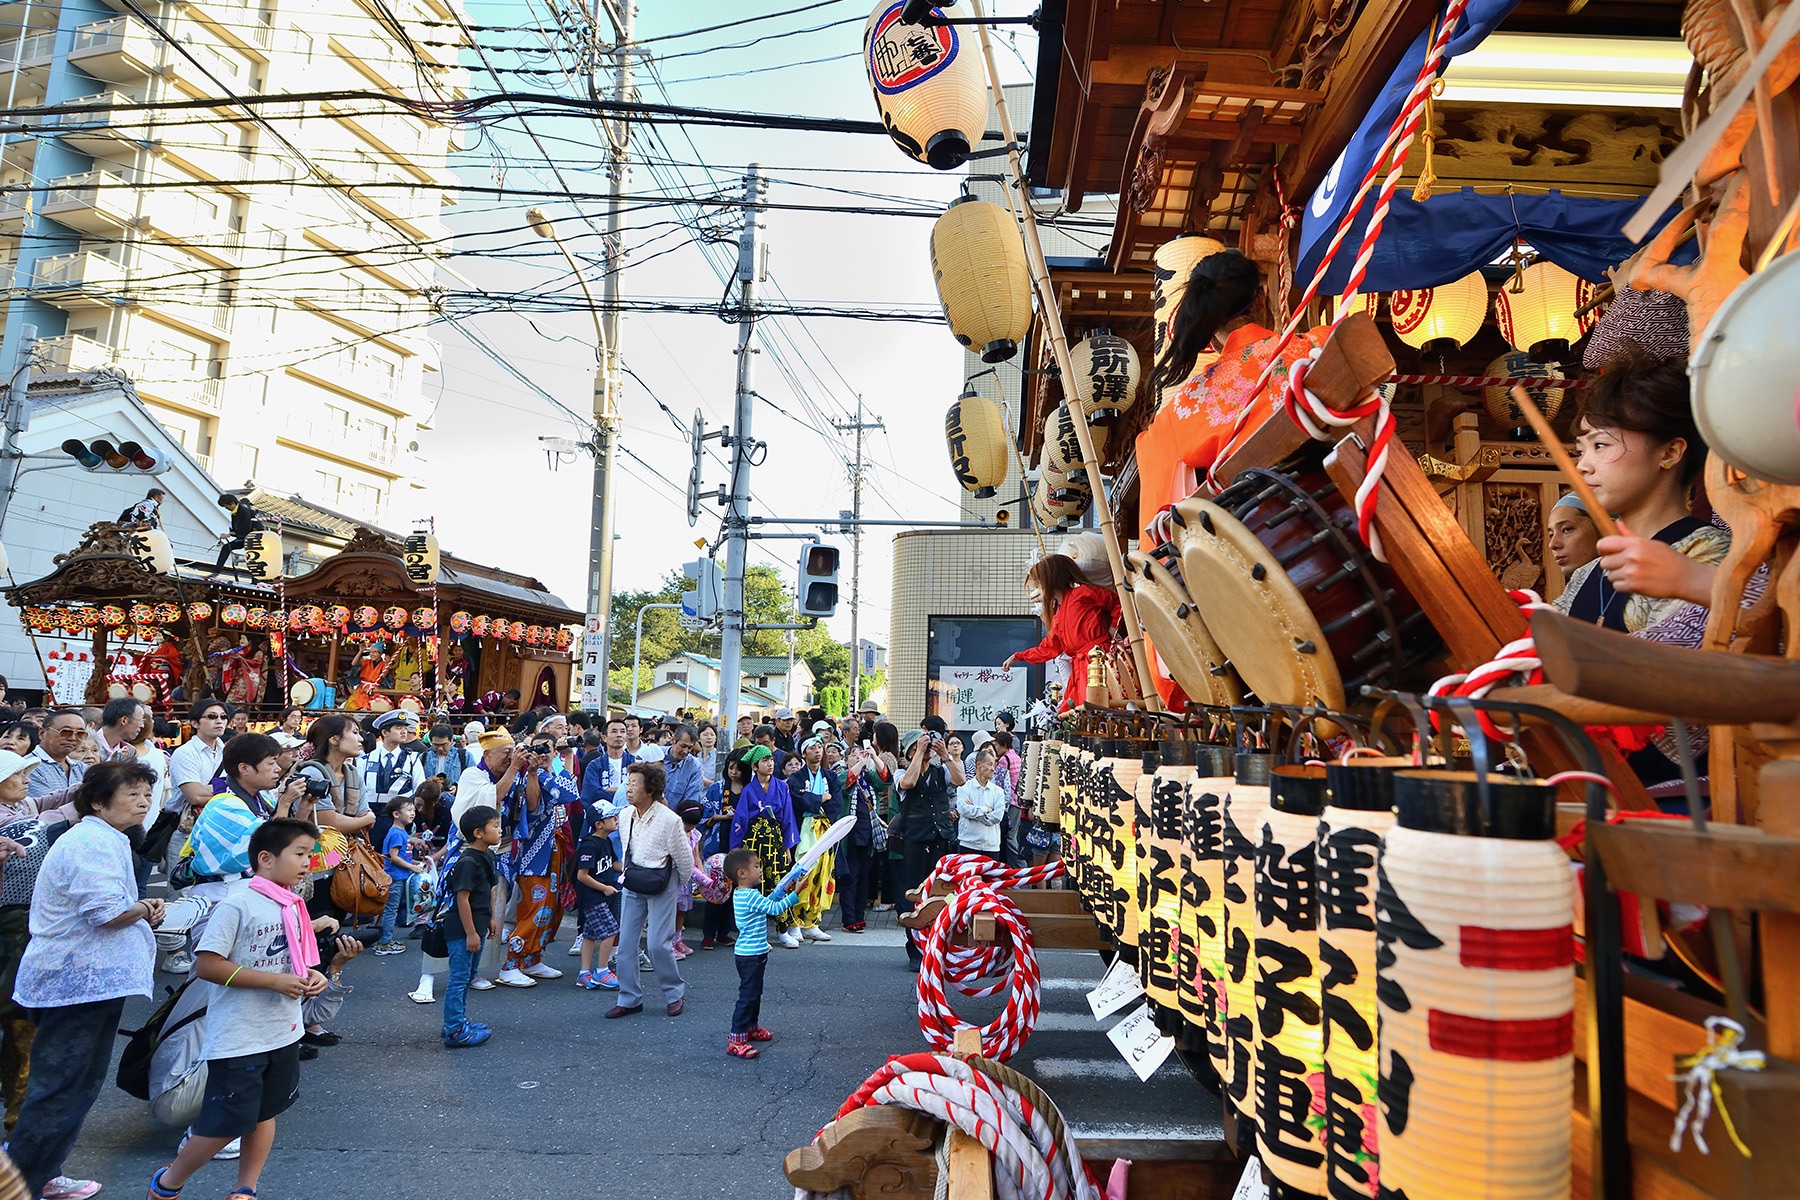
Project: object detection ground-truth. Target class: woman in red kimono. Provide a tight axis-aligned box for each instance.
[1002,554,1121,710]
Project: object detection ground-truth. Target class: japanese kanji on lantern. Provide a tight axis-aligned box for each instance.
[1318,757,1406,1200]
[1255,765,1329,1197]
[1100,750,1143,948]
[1136,741,1191,1012]
[1179,745,1234,1083]
[242,530,282,582]
[1377,771,1573,1200]
[928,196,1033,362]
[944,387,1009,498]
[863,0,988,170]
[1389,271,1488,356]
[1068,329,1141,425]
[126,528,174,575]
[403,532,440,585]
[1221,749,1273,1137]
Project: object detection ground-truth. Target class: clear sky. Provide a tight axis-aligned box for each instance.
[407,0,1041,649]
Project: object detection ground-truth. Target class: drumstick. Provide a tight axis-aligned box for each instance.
[1509,385,1619,540]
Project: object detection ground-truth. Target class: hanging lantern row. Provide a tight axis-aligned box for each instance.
[1345,260,1604,358]
[944,388,1009,499]
[19,604,574,652]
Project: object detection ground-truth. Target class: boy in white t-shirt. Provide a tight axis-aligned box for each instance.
[148,818,326,1200]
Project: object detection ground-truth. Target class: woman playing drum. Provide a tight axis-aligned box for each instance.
[1002,554,1122,711]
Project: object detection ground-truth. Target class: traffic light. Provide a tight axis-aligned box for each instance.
[797,542,840,618]
[681,558,723,621]
[61,438,169,474]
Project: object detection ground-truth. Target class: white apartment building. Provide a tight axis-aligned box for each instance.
[0,0,465,525]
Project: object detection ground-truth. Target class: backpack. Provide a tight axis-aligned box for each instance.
[116,979,203,1101]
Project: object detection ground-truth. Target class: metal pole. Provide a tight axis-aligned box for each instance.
[0,324,38,535]
[718,166,766,743]
[833,396,883,715]
[629,601,679,709]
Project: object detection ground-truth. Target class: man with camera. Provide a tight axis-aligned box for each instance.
[495,729,579,988]
[894,716,966,971]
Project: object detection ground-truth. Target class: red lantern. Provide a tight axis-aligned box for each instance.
[222,604,246,627]
[492,618,511,640]
[449,611,471,634]
[187,601,213,622]
[555,629,573,651]
[247,607,269,630]
[414,607,437,631]
[129,603,155,625]
[132,624,158,643]
[471,615,491,637]
[154,603,181,624]
[73,607,99,630]
[101,605,128,628]
[383,606,408,630]
[326,605,350,629]
[353,606,379,630]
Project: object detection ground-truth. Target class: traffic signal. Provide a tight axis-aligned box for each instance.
[681,558,723,621]
[797,543,839,618]
[61,438,168,474]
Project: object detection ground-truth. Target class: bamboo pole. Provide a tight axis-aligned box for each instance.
[965,0,1159,706]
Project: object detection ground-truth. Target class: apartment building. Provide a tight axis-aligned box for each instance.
[0,0,466,525]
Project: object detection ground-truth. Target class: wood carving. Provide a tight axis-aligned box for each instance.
[1683,0,1800,188]
[1428,105,1680,190]
[1629,169,1751,346]
[1298,0,1361,90]
[784,1106,940,1200]
[1482,483,1545,592]
[1128,143,1166,215]
[1702,455,1800,656]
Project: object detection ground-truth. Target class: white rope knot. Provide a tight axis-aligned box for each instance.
[1280,349,1394,563]
[1670,1016,1765,1157]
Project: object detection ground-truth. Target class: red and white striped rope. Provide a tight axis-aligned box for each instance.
[917,883,1043,1061]
[1280,350,1395,560]
[1427,588,1550,738]
[1388,373,1593,388]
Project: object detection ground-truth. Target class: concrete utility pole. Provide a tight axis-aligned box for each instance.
[832,397,883,716]
[0,324,38,527]
[718,166,767,742]
[584,0,633,709]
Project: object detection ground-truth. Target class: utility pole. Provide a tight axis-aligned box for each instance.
[832,397,883,715]
[580,0,632,710]
[718,166,766,741]
[0,324,38,530]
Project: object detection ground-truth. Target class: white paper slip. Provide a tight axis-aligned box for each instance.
[1105,1002,1175,1081]
[1231,1155,1269,1200]
[1087,956,1145,1019]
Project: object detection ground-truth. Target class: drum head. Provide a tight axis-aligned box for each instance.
[130,681,155,703]
[370,695,394,713]
[1127,552,1241,706]
[1173,495,1345,709]
[289,679,316,706]
[399,696,423,714]
[106,682,128,700]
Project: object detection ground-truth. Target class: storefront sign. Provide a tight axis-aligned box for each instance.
[936,665,1024,729]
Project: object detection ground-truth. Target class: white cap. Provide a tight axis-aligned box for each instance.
[970,730,994,749]
[0,751,33,784]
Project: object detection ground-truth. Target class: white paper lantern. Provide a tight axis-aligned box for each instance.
[1494,261,1599,358]
[1069,330,1142,424]
[864,1,989,169]
[1152,234,1228,362]
[242,530,283,582]
[126,528,174,575]
[403,532,440,585]
[1222,751,1273,1132]
[1389,272,1488,355]
[930,197,1033,362]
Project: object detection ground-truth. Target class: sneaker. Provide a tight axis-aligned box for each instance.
[495,968,538,988]
[568,938,583,956]
[444,1025,492,1048]
[870,903,894,912]
[373,941,406,956]
[700,940,716,951]
[802,926,832,943]
[638,950,654,971]
[673,939,693,955]
[595,969,619,989]
[842,922,867,933]
[179,1129,241,1161]
[577,970,599,990]
[299,1029,340,1047]
[39,1175,101,1198]
[522,962,563,980]
[469,975,495,991]
[775,931,801,949]
[161,950,194,974]
[672,944,693,961]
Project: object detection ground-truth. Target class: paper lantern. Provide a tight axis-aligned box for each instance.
[1691,249,1800,484]
[326,605,350,629]
[863,0,988,170]
[1179,746,1235,1075]
[221,604,246,627]
[555,628,573,651]
[186,601,212,622]
[1378,771,1572,1200]
[287,609,305,632]
[1041,403,1106,487]
[125,528,174,575]
[944,388,1010,498]
[471,614,491,637]
[449,611,472,634]
[1330,291,1382,323]
[1069,330,1141,424]
[1152,234,1228,367]
[929,197,1032,362]
[403,532,439,586]
[129,603,155,625]
[1319,758,1406,1200]
[1109,754,1144,960]
[72,607,98,630]
[1482,352,1565,433]
[353,606,379,630]
[530,624,549,645]
[1494,261,1599,358]
[492,617,511,640]
[151,603,179,625]
[246,607,269,630]
[58,613,83,636]
[100,605,127,628]
[1030,473,1090,530]
[414,606,438,631]
[1136,744,1192,1011]
[382,606,408,630]
[241,530,282,582]
[132,624,158,643]
[1389,272,1488,355]
[1254,765,1330,1194]
[1221,751,1274,1132]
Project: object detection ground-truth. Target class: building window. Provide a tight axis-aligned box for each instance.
[665,671,687,685]
[233,441,258,477]
[313,470,341,503]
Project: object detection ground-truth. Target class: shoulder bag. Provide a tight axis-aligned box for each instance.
[620,809,674,896]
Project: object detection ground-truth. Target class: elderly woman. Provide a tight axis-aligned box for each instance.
[608,762,694,1019]
[729,745,801,949]
[8,760,163,1200]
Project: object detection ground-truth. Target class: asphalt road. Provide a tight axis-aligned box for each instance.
[64,912,1220,1198]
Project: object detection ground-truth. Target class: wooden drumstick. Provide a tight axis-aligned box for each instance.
[1509,384,1619,539]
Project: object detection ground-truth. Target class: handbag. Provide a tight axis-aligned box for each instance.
[330,834,392,918]
[139,808,181,864]
[620,807,674,895]
[867,779,889,854]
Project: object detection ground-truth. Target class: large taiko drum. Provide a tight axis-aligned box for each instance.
[1172,463,1437,709]
[1125,549,1242,706]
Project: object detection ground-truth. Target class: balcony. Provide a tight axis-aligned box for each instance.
[136,371,224,414]
[0,190,28,234]
[278,412,402,472]
[31,249,127,304]
[36,333,117,373]
[67,17,158,81]
[0,30,55,79]
[38,171,137,233]
[47,91,152,159]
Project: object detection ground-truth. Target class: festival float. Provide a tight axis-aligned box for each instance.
[5,518,579,716]
[784,0,1800,1197]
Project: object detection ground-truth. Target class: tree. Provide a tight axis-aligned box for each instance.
[604,565,809,702]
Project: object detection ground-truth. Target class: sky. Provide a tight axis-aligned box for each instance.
[407,0,1042,652]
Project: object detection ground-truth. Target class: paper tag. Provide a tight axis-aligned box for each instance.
[1231,1156,1269,1200]
[1106,1002,1175,1081]
[1087,957,1145,1019]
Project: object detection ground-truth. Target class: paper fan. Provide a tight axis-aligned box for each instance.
[311,827,348,873]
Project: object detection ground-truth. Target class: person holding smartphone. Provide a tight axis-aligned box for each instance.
[894,716,965,971]
[493,733,577,989]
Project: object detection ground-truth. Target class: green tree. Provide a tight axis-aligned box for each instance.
[603,564,809,703]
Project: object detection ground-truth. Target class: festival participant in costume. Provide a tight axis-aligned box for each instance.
[1002,554,1122,711]
[728,745,800,949]
[347,641,392,711]
[1547,493,1602,578]
[219,636,266,710]
[494,731,576,987]
[784,737,841,944]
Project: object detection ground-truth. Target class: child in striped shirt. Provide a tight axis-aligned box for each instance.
[725,847,799,1059]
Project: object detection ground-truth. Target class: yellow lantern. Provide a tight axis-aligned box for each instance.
[1378,772,1573,1200]
[403,532,440,586]
[242,530,283,582]
[1482,351,1565,432]
[1137,745,1192,1011]
[1041,403,1107,488]
[1152,234,1227,365]
[1030,472,1090,530]
[1494,261,1600,358]
[1319,758,1406,1200]
[1221,751,1273,1131]
[944,388,1009,498]
[1107,755,1142,952]
[1329,291,1382,323]
[1179,746,1234,1079]
[929,197,1032,362]
[1068,330,1141,424]
[1389,271,1488,355]
[864,0,989,170]
[125,528,174,575]
[1254,766,1330,1195]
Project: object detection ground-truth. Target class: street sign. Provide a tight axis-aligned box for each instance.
[579,615,607,710]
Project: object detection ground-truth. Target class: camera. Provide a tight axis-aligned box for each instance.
[304,776,331,798]
[528,741,555,756]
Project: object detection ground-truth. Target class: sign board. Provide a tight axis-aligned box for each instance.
[936,666,1025,730]
[578,615,607,711]
[1106,1002,1176,1081]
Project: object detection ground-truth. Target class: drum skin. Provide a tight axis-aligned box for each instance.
[1124,550,1241,706]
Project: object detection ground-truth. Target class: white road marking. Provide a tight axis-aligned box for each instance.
[1029,1056,1184,1080]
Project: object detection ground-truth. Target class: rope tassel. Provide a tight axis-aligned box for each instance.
[1671,1017,1764,1157]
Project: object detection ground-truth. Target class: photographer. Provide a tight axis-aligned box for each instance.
[894,716,965,971]
[494,729,577,988]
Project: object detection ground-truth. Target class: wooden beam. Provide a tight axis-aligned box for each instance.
[1591,821,1800,915]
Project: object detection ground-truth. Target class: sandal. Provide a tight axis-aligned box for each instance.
[227,1191,257,1198]
[726,1037,760,1059]
[748,1026,774,1042]
[147,1167,181,1200]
